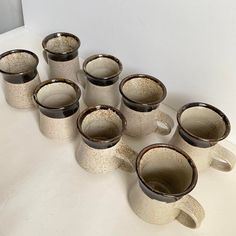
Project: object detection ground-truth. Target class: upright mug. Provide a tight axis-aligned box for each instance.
[33,78,81,141]
[170,102,236,172]
[129,144,205,229]
[76,105,137,173]
[0,49,41,109]
[119,74,174,136]
[82,54,122,107]
[42,32,84,86]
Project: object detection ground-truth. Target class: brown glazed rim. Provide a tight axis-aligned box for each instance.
[33,78,81,110]
[77,105,126,144]
[0,49,39,75]
[119,74,167,106]
[83,54,123,80]
[42,32,81,55]
[136,143,198,199]
[177,102,231,143]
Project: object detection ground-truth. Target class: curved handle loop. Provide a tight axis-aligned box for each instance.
[155,110,174,135]
[77,69,86,88]
[175,195,205,229]
[114,140,137,172]
[210,143,236,172]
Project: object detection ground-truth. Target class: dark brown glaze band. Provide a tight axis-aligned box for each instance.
[33,78,81,119]
[42,32,80,62]
[77,105,126,149]
[0,49,39,84]
[83,54,123,86]
[177,102,231,148]
[136,144,198,203]
[119,74,167,112]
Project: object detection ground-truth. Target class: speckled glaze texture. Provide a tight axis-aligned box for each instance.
[39,110,79,141]
[170,130,236,172]
[76,139,136,173]
[83,81,120,107]
[48,57,82,84]
[3,74,40,109]
[120,101,174,136]
[129,182,204,228]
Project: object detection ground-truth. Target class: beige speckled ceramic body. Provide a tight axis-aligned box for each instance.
[170,102,236,172]
[129,144,205,229]
[76,105,137,173]
[82,54,122,107]
[0,49,41,109]
[119,74,174,137]
[33,79,81,141]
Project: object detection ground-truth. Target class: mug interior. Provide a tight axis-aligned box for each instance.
[45,35,79,54]
[36,82,77,108]
[81,109,123,140]
[0,52,37,74]
[122,77,164,103]
[180,106,227,140]
[85,57,120,78]
[138,147,194,195]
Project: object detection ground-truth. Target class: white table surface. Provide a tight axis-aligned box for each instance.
[0,27,236,236]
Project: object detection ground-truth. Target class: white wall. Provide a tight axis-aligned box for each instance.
[22,0,236,143]
[0,0,24,34]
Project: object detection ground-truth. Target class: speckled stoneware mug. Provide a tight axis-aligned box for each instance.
[0,49,41,109]
[129,144,205,229]
[76,105,137,174]
[42,32,84,86]
[82,54,123,107]
[33,78,81,141]
[119,74,174,137]
[170,102,236,172]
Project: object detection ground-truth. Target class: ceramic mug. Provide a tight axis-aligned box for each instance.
[0,49,41,109]
[170,102,236,172]
[129,144,205,229]
[42,32,84,86]
[82,54,123,107]
[33,78,81,141]
[76,105,137,173]
[119,74,174,137]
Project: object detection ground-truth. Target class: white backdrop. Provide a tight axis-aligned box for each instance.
[22,0,236,143]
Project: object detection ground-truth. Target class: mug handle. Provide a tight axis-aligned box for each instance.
[114,140,137,172]
[155,110,174,135]
[43,50,48,64]
[209,143,236,172]
[175,195,205,229]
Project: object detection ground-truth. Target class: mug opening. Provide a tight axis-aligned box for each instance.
[0,50,38,74]
[137,144,197,197]
[83,55,122,79]
[78,106,125,142]
[43,32,80,54]
[34,79,80,109]
[178,103,230,142]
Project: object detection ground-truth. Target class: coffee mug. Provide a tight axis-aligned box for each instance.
[33,78,81,141]
[82,54,122,107]
[0,49,41,109]
[129,144,205,229]
[76,105,137,173]
[42,32,84,86]
[170,102,236,172]
[119,74,174,136]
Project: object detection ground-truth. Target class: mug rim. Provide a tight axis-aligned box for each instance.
[77,105,126,144]
[136,143,198,202]
[82,54,123,80]
[42,32,81,55]
[33,78,81,110]
[0,49,39,75]
[119,74,167,107]
[177,102,231,144]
